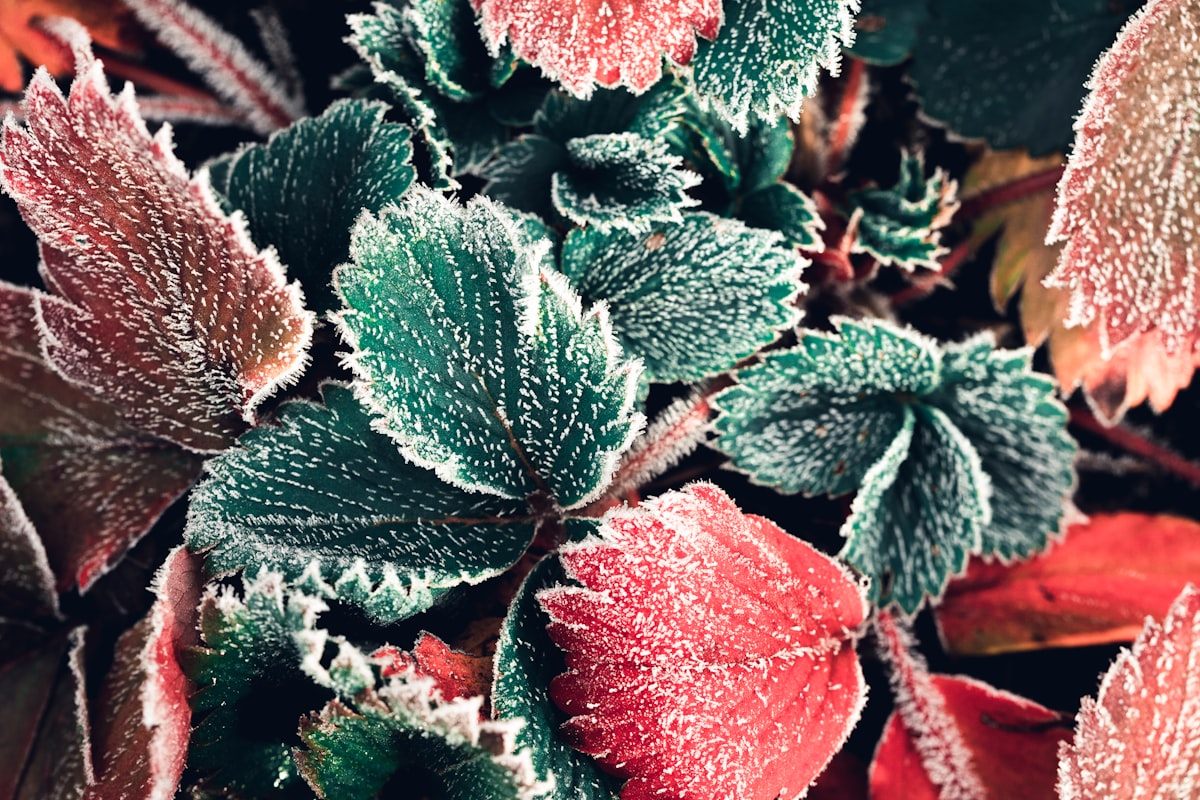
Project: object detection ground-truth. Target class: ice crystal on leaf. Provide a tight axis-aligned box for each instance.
[0,464,57,619]
[1046,0,1200,358]
[0,41,315,453]
[537,483,868,799]
[1059,584,1200,799]
[334,187,643,508]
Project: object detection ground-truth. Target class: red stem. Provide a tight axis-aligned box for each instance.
[827,58,867,171]
[102,53,213,100]
[956,165,1065,222]
[890,237,975,306]
[1070,406,1200,488]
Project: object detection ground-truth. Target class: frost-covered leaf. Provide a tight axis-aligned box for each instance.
[0,467,58,620]
[740,183,825,250]
[87,547,202,800]
[494,556,623,800]
[713,318,1076,613]
[0,0,137,92]
[559,213,804,382]
[909,0,1138,154]
[1046,0,1200,358]
[187,384,535,623]
[1059,584,1200,799]
[334,188,643,508]
[296,662,546,799]
[690,0,856,131]
[471,0,720,96]
[207,99,415,314]
[375,632,492,703]
[538,483,868,799]
[937,513,1200,655]
[848,0,928,66]
[0,283,203,592]
[847,151,959,271]
[0,48,314,453]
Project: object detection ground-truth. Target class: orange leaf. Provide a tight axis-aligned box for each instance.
[0,0,138,91]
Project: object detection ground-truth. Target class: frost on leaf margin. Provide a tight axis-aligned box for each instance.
[0,460,58,619]
[1058,584,1200,799]
[0,44,314,453]
[538,483,868,799]
[334,188,643,508]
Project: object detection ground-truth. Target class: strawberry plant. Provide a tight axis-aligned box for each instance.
[3,0,1200,797]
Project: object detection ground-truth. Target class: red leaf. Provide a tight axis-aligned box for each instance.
[0,38,313,453]
[0,0,139,92]
[1058,584,1200,798]
[935,513,1200,655]
[473,0,720,95]
[373,632,492,703]
[538,482,868,799]
[0,282,202,591]
[86,546,203,800]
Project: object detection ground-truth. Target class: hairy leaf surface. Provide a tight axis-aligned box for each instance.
[847,152,958,270]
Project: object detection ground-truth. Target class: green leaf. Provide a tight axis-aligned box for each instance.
[560,213,804,382]
[534,80,688,143]
[909,0,1140,155]
[403,0,492,101]
[493,556,622,799]
[208,99,415,314]
[186,384,534,622]
[479,135,568,219]
[848,0,929,65]
[847,151,957,270]
[334,188,643,508]
[691,0,856,131]
[740,183,824,250]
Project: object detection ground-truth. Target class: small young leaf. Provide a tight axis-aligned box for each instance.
[560,213,804,382]
[538,483,868,799]
[1059,584,1200,799]
[186,384,536,623]
[207,99,415,314]
[847,0,928,66]
[0,49,314,453]
[375,632,493,703]
[334,188,643,508]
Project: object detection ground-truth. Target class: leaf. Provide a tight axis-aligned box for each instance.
[0,47,314,453]
[207,99,415,314]
[936,513,1200,655]
[374,633,493,703]
[1058,584,1200,799]
[471,0,720,96]
[0,0,138,93]
[296,662,546,800]
[187,384,536,623]
[713,318,1076,613]
[86,546,203,800]
[0,466,58,620]
[334,188,643,508]
[0,283,203,591]
[690,0,856,132]
[847,0,929,66]
[847,151,959,271]
[537,483,868,799]
[740,182,825,250]
[559,213,804,382]
[908,0,1139,155]
[1045,0,1200,358]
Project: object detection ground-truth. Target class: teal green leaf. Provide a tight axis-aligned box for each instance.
[207,99,415,313]
[534,80,688,143]
[740,183,823,250]
[334,188,643,508]
[691,0,856,131]
[560,213,804,382]
[403,0,491,101]
[480,135,568,219]
[909,0,1141,155]
[493,557,622,799]
[848,0,929,65]
[186,384,534,622]
[847,152,958,271]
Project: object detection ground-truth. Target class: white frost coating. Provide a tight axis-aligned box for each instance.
[0,466,60,618]
[604,389,713,499]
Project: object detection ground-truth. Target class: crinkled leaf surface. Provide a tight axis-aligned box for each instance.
[207,99,415,314]
[690,0,856,131]
[909,0,1140,155]
[187,384,535,623]
[1059,584,1200,798]
[538,483,868,799]
[0,283,202,592]
[334,188,642,508]
[847,152,958,271]
[713,319,1075,613]
[560,213,803,382]
[0,52,314,453]
[1046,0,1200,356]
[848,0,928,65]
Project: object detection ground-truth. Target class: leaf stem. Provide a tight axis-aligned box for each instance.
[956,165,1065,222]
[1069,406,1200,488]
[890,237,975,306]
[827,58,868,171]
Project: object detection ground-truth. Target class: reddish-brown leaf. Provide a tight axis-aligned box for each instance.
[373,632,492,704]
[0,464,57,618]
[1058,584,1200,798]
[538,483,868,800]
[0,0,138,92]
[935,513,1200,656]
[0,39,313,453]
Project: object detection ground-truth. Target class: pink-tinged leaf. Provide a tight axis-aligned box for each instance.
[0,466,58,619]
[0,283,202,592]
[936,513,1200,656]
[538,482,868,799]
[473,0,720,96]
[1059,584,1200,798]
[373,633,493,703]
[85,547,203,800]
[598,390,712,503]
[0,45,314,453]
[1045,0,1200,356]
[872,613,1069,800]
